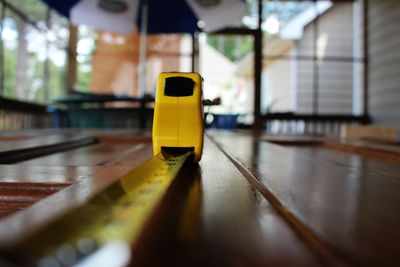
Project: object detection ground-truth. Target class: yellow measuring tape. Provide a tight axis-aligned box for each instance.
[2,72,204,266]
[6,152,190,266]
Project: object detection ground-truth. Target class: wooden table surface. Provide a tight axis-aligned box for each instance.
[0,130,399,267]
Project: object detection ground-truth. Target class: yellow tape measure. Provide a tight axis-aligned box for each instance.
[1,72,204,266]
[5,152,190,266]
[153,72,204,163]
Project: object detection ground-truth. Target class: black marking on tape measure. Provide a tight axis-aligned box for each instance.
[1,151,191,267]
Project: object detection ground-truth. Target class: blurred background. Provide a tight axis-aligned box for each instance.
[0,0,398,138]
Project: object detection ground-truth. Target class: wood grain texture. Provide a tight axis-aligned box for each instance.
[0,135,152,244]
[0,132,322,266]
[0,182,69,219]
[18,143,142,166]
[210,131,400,266]
[0,135,99,164]
[1,130,399,266]
[0,134,97,153]
[130,137,321,267]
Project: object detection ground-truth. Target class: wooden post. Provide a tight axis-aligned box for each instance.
[67,24,78,95]
[191,33,196,72]
[253,0,263,129]
[193,31,200,72]
[43,7,51,102]
[0,1,5,95]
[362,0,369,118]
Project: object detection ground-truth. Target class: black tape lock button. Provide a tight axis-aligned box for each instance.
[164,77,194,97]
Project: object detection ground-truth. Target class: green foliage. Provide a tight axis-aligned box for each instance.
[246,0,311,22]
[3,46,66,102]
[262,1,311,22]
[3,48,17,98]
[5,0,48,23]
[1,0,68,103]
[206,1,311,61]
[77,67,92,93]
[206,35,253,62]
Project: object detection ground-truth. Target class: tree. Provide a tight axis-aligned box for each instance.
[207,35,253,62]
[1,0,68,103]
[5,0,48,99]
[206,1,312,61]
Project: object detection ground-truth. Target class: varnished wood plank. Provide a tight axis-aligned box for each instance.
[194,137,321,266]
[0,134,323,266]
[132,138,322,267]
[283,138,400,164]
[0,135,151,222]
[0,136,98,164]
[0,165,95,184]
[265,137,400,177]
[211,132,400,266]
[0,182,70,219]
[5,130,400,266]
[0,164,95,220]
[18,143,141,166]
[0,142,153,245]
[0,135,93,152]
[322,141,400,164]
[277,144,400,179]
[17,136,152,166]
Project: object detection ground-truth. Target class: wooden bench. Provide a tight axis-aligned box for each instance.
[0,130,399,266]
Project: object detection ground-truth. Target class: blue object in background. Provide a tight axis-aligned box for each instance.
[41,0,198,34]
[211,114,238,129]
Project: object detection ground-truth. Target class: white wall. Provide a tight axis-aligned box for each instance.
[296,3,355,114]
[368,0,400,133]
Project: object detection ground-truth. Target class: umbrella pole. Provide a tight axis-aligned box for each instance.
[138,0,148,97]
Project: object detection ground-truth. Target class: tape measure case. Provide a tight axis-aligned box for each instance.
[152,72,204,163]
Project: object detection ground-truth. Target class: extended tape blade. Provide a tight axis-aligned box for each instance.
[5,152,190,267]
